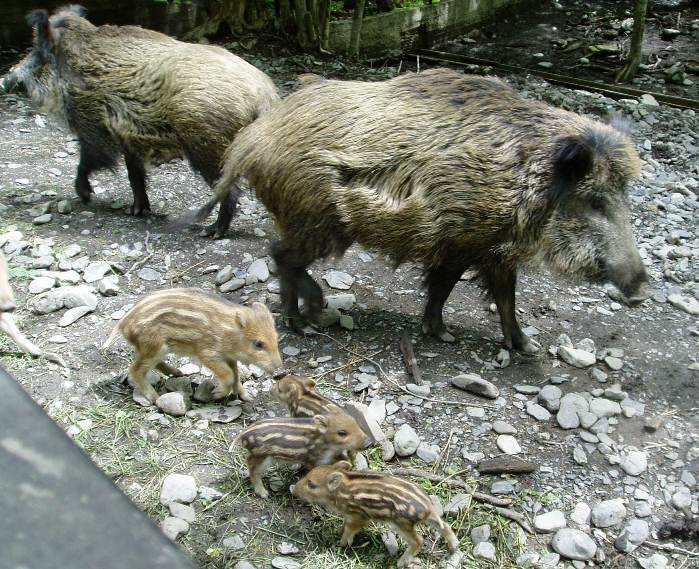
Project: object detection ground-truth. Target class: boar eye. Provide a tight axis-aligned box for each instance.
[253,340,266,350]
[591,196,605,212]
[307,481,318,489]
[337,430,348,437]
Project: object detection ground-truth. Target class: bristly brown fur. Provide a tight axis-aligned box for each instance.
[210,68,648,351]
[102,288,282,404]
[5,6,279,236]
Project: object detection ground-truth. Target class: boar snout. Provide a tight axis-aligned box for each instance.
[606,255,650,307]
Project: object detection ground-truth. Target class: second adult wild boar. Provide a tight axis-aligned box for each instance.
[0,6,279,237]
[203,69,649,352]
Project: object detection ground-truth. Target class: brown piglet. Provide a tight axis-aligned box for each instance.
[292,461,459,567]
[271,374,344,417]
[233,413,368,498]
[102,288,282,403]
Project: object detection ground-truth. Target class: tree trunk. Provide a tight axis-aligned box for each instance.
[349,0,366,58]
[616,0,648,83]
[318,0,331,52]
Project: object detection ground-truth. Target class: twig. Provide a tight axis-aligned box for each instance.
[434,428,455,473]
[125,231,153,275]
[168,259,208,283]
[399,330,422,385]
[312,350,383,380]
[387,467,512,507]
[645,542,699,557]
[478,503,533,534]
[313,331,495,409]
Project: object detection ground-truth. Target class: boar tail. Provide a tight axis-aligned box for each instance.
[100,322,122,351]
[26,10,54,63]
[169,195,222,231]
[169,177,242,233]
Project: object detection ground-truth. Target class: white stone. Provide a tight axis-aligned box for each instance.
[591,499,627,528]
[156,392,189,417]
[28,276,55,294]
[160,474,198,505]
[450,373,499,399]
[247,259,270,282]
[558,345,596,367]
[614,518,649,553]
[534,510,567,532]
[551,528,597,561]
[668,294,699,315]
[472,541,496,562]
[620,450,647,476]
[161,516,189,540]
[322,270,354,290]
[570,502,591,526]
[59,305,93,326]
[393,424,420,457]
[83,261,111,283]
[496,434,521,455]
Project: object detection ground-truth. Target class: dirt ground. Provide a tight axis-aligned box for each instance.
[1,31,698,569]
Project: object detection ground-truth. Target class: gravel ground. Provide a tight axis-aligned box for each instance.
[1,47,698,569]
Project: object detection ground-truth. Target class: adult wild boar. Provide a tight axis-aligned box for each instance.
[193,69,649,352]
[0,5,279,237]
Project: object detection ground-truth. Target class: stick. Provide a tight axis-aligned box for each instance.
[645,542,699,557]
[125,231,153,275]
[313,332,495,409]
[399,330,422,385]
[478,503,533,534]
[387,467,512,507]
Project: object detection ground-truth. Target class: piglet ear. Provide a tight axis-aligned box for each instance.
[326,471,344,491]
[26,10,54,62]
[303,378,317,390]
[313,414,329,433]
[235,311,247,328]
[333,460,352,471]
[551,136,593,197]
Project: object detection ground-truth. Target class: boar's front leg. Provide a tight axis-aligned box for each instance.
[483,264,539,354]
[124,152,151,216]
[422,262,467,343]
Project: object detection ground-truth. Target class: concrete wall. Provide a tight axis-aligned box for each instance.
[329,0,521,58]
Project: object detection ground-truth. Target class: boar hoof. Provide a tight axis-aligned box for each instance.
[129,204,151,216]
[511,337,540,354]
[200,223,219,238]
[253,485,270,499]
[422,322,456,343]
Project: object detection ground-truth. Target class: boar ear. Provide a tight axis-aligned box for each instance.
[607,112,633,135]
[326,471,344,491]
[313,414,329,433]
[63,5,88,17]
[551,136,594,196]
[26,10,54,62]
